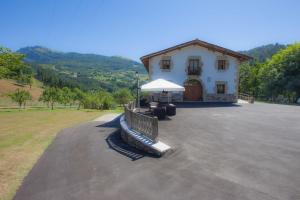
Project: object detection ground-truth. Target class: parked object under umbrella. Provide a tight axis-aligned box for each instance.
[141,78,185,103]
[140,79,185,118]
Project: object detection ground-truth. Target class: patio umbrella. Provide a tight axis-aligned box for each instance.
[141,79,185,92]
[141,79,185,103]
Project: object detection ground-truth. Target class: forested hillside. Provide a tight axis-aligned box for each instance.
[18,46,147,91]
[240,43,286,62]
[239,43,300,103]
[18,46,145,73]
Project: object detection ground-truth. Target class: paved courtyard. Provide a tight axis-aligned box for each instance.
[159,102,300,200]
[14,103,300,200]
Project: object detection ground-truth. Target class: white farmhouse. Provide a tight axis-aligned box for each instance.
[140,39,251,102]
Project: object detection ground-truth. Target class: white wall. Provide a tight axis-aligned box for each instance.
[149,45,239,94]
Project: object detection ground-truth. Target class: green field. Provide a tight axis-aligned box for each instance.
[0,108,121,200]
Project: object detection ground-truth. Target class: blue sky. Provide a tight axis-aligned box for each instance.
[1,0,299,61]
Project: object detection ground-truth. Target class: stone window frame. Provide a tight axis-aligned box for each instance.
[185,56,203,76]
[214,81,228,94]
[215,55,229,71]
[159,56,172,72]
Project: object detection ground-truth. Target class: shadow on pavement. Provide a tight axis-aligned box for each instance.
[105,130,158,161]
[96,115,121,128]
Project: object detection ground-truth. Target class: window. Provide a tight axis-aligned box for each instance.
[218,60,227,70]
[216,83,226,94]
[161,59,171,70]
[188,59,201,75]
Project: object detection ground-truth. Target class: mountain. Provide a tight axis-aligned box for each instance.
[17,46,148,91]
[18,46,146,74]
[240,43,286,62]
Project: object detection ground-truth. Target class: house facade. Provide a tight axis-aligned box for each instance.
[140,39,251,102]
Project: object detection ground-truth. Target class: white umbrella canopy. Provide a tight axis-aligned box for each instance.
[141,79,185,92]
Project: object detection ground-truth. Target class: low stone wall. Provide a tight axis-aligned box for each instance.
[205,94,237,102]
[151,92,237,102]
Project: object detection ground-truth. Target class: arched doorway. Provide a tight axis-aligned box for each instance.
[184,79,202,101]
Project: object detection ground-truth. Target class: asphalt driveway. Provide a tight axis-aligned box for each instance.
[14,103,300,200]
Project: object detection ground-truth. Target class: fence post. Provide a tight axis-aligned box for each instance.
[129,108,132,129]
[152,117,158,141]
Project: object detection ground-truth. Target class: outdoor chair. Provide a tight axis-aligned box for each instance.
[153,106,166,120]
[166,104,176,116]
[140,98,149,107]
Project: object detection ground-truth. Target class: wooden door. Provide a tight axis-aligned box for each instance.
[184,84,202,101]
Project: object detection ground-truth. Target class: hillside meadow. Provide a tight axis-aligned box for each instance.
[0,79,43,108]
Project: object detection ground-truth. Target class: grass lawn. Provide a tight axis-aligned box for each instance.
[0,108,121,200]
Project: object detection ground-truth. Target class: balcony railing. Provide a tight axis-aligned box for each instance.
[187,66,201,76]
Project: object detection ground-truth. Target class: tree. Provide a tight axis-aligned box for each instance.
[9,89,32,109]
[260,43,300,101]
[28,75,33,88]
[78,90,116,110]
[113,88,133,106]
[0,46,12,54]
[68,90,76,107]
[59,87,72,107]
[0,64,9,78]
[0,51,32,80]
[101,94,115,109]
[17,74,33,87]
[73,88,85,110]
[239,43,300,103]
[239,62,262,97]
[39,87,60,110]
[97,91,115,110]
[39,88,50,108]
